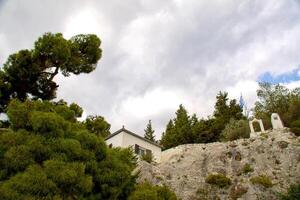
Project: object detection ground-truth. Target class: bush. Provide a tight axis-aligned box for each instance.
[205,174,232,188]
[128,182,178,200]
[250,175,273,188]
[242,164,254,174]
[290,120,300,136]
[221,119,250,141]
[279,182,300,200]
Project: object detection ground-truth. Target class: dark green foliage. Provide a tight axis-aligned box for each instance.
[0,71,11,112]
[94,147,137,199]
[279,182,300,200]
[161,92,244,149]
[0,165,59,199]
[192,118,218,143]
[205,174,232,188]
[242,163,254,174]
[250,175,273,188]
[160,120,175,149]
[212,92,244,141]
[0,32,102,111]
[205,174,231,188]
[30,111,68,138]
[128,182,178,200]
[144,120,156,142]
[221,119,250,141]
[6,99,33,130]
[84,115,111,137]
[69,103,83,118]
[0,100,137,199]
[160,105,192,149]
[290,120,300,136]
[7,99,80,132]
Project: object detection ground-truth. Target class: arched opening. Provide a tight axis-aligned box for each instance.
[253,121,262,132]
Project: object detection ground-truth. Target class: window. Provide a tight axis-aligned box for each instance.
[134,144,151,156]
[139,148,145,156]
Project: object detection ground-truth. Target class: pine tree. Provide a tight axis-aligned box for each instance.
[160,105,193,149]
[144,120,155,142]
[212,91,244,141]
[160,120,175,149]
[173,104,192,144]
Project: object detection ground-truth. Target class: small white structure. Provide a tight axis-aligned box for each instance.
[271,113,284,129]
[249,118,265,137]
[105,126,162,162]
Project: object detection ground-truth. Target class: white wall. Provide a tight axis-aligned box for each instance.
[122,132,161,162]
[106,132,124,147]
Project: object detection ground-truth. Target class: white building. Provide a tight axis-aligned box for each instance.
[105,126,162,162]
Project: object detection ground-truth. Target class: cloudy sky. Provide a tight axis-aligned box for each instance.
[1,0,300,139]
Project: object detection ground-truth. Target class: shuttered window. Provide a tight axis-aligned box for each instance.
[134,144,139,154]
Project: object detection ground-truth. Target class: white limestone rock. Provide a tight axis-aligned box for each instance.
[137,129,300,200]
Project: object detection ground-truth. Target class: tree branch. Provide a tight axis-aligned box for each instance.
[48,66,59,81]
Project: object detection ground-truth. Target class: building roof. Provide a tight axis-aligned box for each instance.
[105,127,162,148]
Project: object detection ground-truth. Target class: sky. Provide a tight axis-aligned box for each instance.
[1,0,300,139]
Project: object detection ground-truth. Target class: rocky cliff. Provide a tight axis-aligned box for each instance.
[137,129,300,200]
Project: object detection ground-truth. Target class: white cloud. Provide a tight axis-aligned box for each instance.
[226,80,259,110]
[1,0,300,139]
[284,80,300,90]
[118,88,183,119]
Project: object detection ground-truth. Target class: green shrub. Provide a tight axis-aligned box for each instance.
[196,187,209,200]
[279,182,300,200]
[221,119,250,141]
[205,174,232,188]
[242,164,254,174]
[128,182,178,200]
[250,175,273,188]
[290,120,300,136]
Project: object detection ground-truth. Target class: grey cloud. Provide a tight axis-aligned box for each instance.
[1,0,300,138]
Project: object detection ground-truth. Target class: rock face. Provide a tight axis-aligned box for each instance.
[137,129,300,200]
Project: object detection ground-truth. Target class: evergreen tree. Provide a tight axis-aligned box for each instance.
[161,93,245,148]
[173,104,192,144]
[212,91,244,141]
[214,91,230,120]
[160,105,192,149]
[160,120,175,149]
[0,99,137,199]
[84,115,111,138]
[0,32,102,112]
[144,120,155,142]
